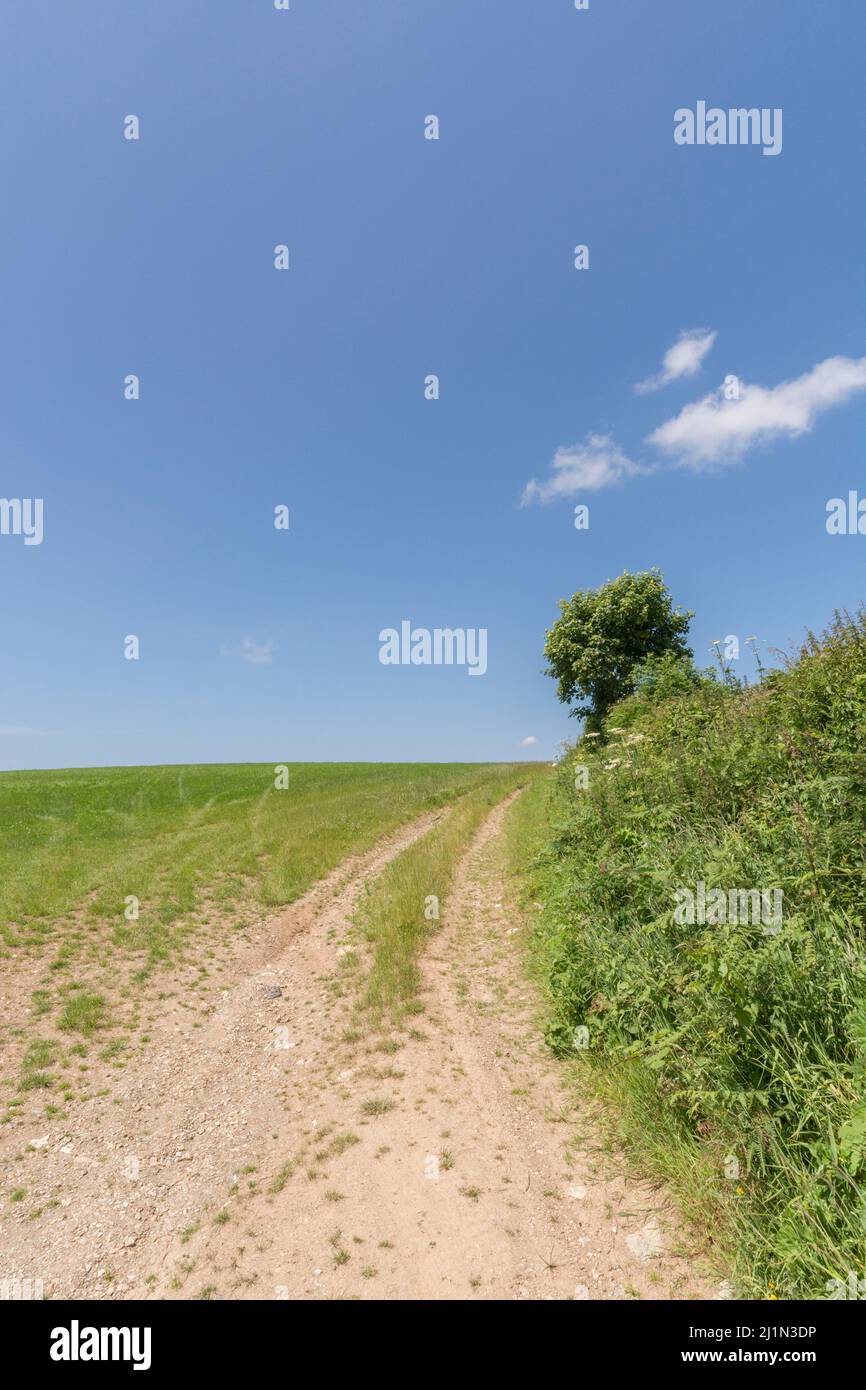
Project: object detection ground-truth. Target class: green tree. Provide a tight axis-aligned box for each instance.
[544,569,694,729]
[630,649,708,701]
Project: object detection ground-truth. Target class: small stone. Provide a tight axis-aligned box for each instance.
[625,1222,664,1263]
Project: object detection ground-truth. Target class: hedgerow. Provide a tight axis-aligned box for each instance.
[535,612,866,1297]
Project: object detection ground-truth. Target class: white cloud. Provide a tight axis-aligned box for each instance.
[521,433,648,503]
[647,355,866,467]
[220,636,275,665]
[635,328,717,394]
[519,735,538,747]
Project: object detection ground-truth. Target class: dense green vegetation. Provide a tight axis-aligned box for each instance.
[530,611,866,1298]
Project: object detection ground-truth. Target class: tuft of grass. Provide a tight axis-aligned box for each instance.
[360,1097,394,1117]
[269,1160,295,1193]
[58,991,109,1037]
[329,1132,360,1156]
[19,1042,60,1093]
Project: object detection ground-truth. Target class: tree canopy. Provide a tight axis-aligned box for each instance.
[544,569,694,730]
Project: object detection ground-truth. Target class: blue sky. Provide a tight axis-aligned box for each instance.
[2,0,864,770]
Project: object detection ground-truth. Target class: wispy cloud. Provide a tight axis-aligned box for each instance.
[220,636,275,666]
[635,328,717,394]
[647,355,866,467]
[519,735,538,747]
[521,433,648,503]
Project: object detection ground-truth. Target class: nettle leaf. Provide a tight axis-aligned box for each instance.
[839,1106,866,1174]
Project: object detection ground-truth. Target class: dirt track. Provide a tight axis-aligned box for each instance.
[1,795,710,1300]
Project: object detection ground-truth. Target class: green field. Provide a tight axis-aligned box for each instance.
[0,761,537,962]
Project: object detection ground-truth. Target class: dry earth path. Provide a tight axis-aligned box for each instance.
[2,793,711,1301]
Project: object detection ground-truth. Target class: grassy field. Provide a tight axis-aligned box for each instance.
[0,762,532,961]
[0,761,537,1121]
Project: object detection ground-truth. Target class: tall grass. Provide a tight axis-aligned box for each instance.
[529,612,866,1298]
